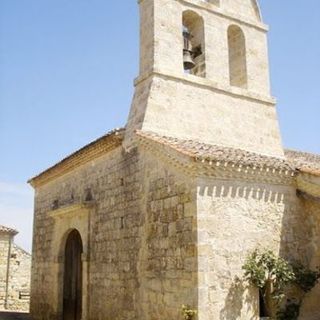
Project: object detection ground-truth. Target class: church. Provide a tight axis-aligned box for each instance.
[28,0,320,319]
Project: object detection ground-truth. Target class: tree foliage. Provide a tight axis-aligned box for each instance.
[242,249,320,320]
[242,249,295,301]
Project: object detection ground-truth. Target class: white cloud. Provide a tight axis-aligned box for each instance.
[0,181,34,253]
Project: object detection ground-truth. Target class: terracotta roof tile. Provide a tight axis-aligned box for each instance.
[28,127,320,188]
[285,150,320,176]
[136,130,295,171]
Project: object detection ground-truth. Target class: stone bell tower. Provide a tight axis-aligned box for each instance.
[125,0,284,158]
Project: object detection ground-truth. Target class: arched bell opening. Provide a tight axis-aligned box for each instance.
[228,25,248,88]
[182,10,206,78]
[62,229,83,320]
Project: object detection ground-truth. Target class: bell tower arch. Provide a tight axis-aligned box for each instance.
[125,0,284,158]
[183,10,206,77]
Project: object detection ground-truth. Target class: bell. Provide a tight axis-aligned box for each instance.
[183,50,196,70]
[183,30,195,70]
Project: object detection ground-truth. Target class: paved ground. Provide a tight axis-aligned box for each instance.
[0,312,30,320]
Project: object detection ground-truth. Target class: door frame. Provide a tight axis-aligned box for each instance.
[50,203,94,320]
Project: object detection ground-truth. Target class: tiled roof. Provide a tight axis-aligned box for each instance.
[0,225,18,235]
[29,128,125,187]
[136,130,295,171]
[285,150,320,176]
[28,127,320,188]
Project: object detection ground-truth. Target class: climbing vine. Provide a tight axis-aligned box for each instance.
[242,249,320,320]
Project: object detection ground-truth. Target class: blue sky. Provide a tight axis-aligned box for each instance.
[0,1,319,251]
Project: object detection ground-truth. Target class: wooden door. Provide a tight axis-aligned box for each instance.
[63,230,83,320]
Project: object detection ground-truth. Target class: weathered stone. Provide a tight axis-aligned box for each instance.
[0,228,31,312]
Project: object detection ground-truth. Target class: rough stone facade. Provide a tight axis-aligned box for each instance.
[29,144,198,320]
[0,227,31,312]
[29,0,320,319]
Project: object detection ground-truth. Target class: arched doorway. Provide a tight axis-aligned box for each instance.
[63,229,83,320]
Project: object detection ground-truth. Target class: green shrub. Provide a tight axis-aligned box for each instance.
[242,249,320,320]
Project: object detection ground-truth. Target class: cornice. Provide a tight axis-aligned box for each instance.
[134,70,276,107]
[136,133,295,185]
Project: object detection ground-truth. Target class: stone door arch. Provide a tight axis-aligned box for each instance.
[50,202,94,320]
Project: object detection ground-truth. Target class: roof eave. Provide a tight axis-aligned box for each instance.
[28,128,125,188]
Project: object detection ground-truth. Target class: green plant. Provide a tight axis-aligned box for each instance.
[242,249,295,315]
[181,304,197,320]
[242,249,320,320]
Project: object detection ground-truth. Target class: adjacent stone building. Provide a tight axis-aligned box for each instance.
[0,225,31,312]
[28,0,320,319]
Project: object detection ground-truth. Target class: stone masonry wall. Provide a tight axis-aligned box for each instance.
[31,145,199,320]
[88,147,142,320]
[0,234,10,309]
[138,152,197,319]
[6,244,31,311]
[140,76,282,157]
[0,235,31,312]
[31,142,320,320]
[196,177,310,320]
[31,146,143,320]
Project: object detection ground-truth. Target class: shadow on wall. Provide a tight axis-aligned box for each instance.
[292,199,320,319]
[197,179,296,319]
[220,277,246,320]
[299,283,320,320]
[209,179,320,319]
